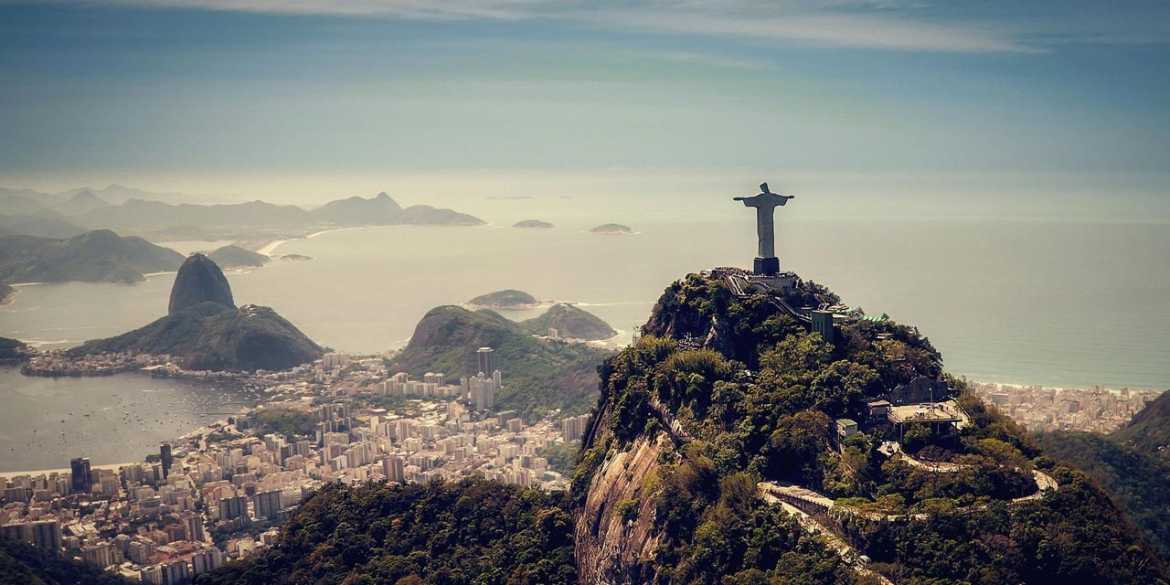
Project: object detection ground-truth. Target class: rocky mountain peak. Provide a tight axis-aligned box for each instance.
[168,253,235,315]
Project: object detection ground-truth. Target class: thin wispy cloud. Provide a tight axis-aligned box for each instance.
[589,10,1037,53]
[76,0,1039,53]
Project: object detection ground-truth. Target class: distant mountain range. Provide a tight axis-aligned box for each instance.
[0,187,484,239]
[0,230,185,284]
[69,254,323,371]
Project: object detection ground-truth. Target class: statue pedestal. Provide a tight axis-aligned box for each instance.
[753,257,780,275]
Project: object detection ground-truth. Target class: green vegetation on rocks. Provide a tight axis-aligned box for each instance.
[242,407,318,439]
[0,229,183,284]
[0,538,130,585]
[576,271,1168,584]
[69,302,323,371]
[71,254,322,371]
[1034,391,1170,558]
[207,245,270,268]
[387,305,610,417]
[520,303,617,340]
[467,289,538,309]
[0,336,30,361]
[194,478,576,585]
[1111,390,1170,461]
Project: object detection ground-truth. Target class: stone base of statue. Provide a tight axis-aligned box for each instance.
[753,256,780,275]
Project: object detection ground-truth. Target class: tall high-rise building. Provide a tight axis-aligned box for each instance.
[561,414,592,442]
[382,455,405,483]
[141,559,190,585]
[70,457,92,494]
[1,520,62,554]
[218,495,248,521]
[182,513,205,542]
[476,347,495,376]
[254,490,282,521]
[191,548,224,575]
[82,542,120,568]
[159,443,173,479]
[468,373,497,411]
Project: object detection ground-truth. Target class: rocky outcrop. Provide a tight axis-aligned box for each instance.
[467,289,538,309]
[70,301,324,371]
[73,255,322,371]
[207,245,270,268]
[571,270,1168,584]
[168,253,235,315]
[575,431,669,585]
[520,303,617,340]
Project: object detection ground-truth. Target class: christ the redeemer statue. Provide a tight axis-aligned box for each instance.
[734,182,794,275]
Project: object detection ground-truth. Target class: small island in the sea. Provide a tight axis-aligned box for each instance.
[512,219,554,229]
[467,289,539,310]
[590,223,632,235]
[207,244,270,268]
[280,254,312,262]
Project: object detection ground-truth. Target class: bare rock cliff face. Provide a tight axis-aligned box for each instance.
[168,253,235,315]
[574,403,674,584]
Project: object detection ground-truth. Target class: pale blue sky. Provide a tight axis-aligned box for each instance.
[1,1,1168,216]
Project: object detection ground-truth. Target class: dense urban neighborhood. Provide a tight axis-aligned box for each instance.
[1,348,591,583]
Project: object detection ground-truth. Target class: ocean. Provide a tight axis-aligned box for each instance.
[1,217,1168,470]
[3,218,1169,390]
[0,368,250,472]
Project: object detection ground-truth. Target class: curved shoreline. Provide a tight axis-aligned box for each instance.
[0,461,136,480]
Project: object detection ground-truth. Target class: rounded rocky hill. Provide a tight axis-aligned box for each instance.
[572,270,1168,585]
[168,253,235,315]
[520,303,616,341]
[72,254,323,371]
[467,289,538,309]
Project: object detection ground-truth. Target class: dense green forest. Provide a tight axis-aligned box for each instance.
[0,538,130,585]
[387,305,611,417]
[1037,415,1170,558]
[576,272,1168,584]
[195,478,576,585]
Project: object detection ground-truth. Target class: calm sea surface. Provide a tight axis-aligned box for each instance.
[1,218,1168,470]
[0,368,250,472]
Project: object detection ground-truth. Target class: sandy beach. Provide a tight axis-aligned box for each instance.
[0,460,138,480]
[257,239,289,256]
